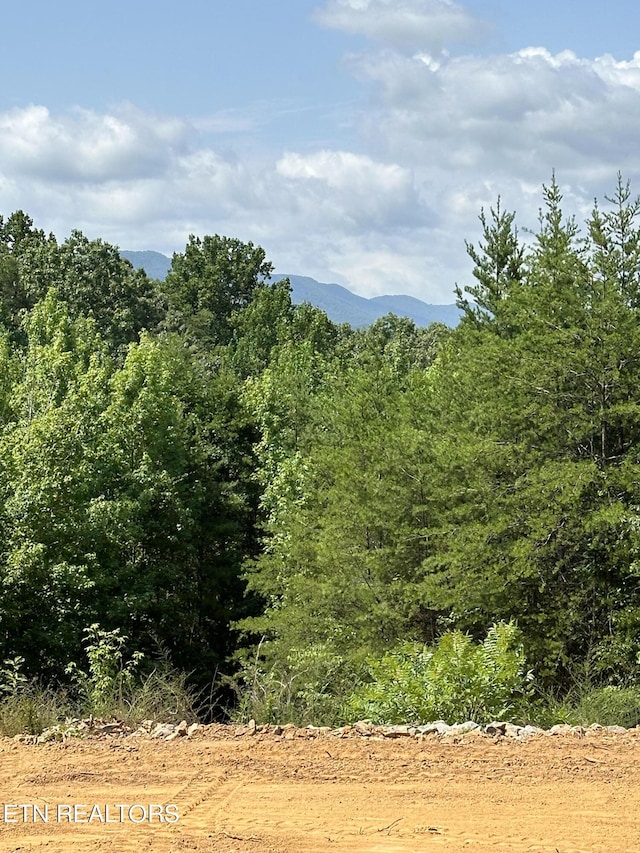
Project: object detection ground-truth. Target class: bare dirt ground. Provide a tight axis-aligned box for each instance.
[1,725,639,853]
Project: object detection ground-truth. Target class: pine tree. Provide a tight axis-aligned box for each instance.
[455,197,525,332]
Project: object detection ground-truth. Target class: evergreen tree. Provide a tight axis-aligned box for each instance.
[455,197,525,332]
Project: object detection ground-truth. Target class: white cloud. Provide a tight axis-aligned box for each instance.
[351,47,640,174]
[0,104,440,297]
[0,105,188,182]
[275,150,425,229]
[342,44,640,296]
[314,0,483,54]
[5,23,640,306]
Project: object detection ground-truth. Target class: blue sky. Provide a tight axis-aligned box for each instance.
[2,0,640,301]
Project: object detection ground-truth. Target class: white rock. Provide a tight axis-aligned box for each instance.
[151,723,175,739]
[522,725,544,736]
[504,723,523,738]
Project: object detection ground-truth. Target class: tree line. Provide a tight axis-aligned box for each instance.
[2,175,640,724]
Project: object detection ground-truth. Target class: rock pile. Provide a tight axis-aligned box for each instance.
[133,719,635,742]
[232,720,630,741]
[10,718,635,744]
[12,717,202,744]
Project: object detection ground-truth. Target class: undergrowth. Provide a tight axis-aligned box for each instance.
[0,626,201,736]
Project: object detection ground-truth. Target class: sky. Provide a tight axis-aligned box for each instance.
[2,0,640,303]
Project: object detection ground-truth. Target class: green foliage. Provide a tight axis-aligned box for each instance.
[0,637,198,734]
[414,176,640,680]
[0,655,70,736]
[64,624,199,724]
[346,314,451,376]
[530,682,640,729]
[345,622,531,725]
[564,686,640,727]
[66,624,144,717]
[240,361,439,694]
[120,665,200,725]
[0,215,161,351]
[5,186,640,726]
[455,197,525,330]
[0,656,28,697]
[0,290,259,683]
[0,684,72,737]
[231,639,359,726]
[163,234,274,349]
[53,232,162,351]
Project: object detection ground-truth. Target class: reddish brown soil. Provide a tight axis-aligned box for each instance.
[1,726,639,852]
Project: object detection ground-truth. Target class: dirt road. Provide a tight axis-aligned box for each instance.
[0,725,638,852]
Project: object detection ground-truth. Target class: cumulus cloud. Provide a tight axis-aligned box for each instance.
[0,104,188,183]
[0,104,440,297]
[275,150,426,229]
[313,0,483,54]
[309,0,640,294]
[342,45,640,295]
[5,14,640,305]
[379,49,640,175]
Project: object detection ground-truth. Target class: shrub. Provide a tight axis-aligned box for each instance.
[0,684,72,737]
[121,665,200,725]
[530,684,640,729]
[231,639,357,725]
[65,624,144,718]
[345,621,532,725]
[65,624,199,725]
[0,656,71,736]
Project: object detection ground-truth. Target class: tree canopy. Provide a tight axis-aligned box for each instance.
[2,179,640,724]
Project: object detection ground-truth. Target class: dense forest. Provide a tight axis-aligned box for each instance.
[2,175,640,728]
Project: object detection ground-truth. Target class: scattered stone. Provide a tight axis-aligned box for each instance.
[447,722,480,736]
[9,716,640,746]
[521,725,544,736]
[151,723,175,739]
[416,721,451,735]
[165,720,189,740]
[354,721,376,736]
[97,722,122,734]
[382,725,414,738]
[13,733,36,743]
[331,726,353,738]
[548,724,573,736]
[36,722,84,743]
[605,725,628,734]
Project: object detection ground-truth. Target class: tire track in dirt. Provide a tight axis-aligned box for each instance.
[2,731,640,852]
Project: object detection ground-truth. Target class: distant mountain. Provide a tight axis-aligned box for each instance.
[273,275,461,328]
[120,251,460,328]
[121,250,172,281]
[369,294,461,328]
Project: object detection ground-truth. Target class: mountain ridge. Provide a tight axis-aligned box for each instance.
[121,250,460,328]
